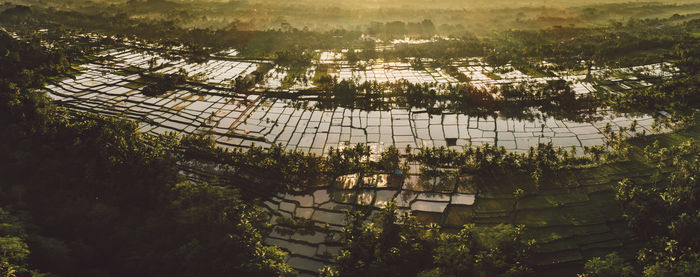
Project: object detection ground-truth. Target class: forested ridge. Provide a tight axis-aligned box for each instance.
[0,28,295,276]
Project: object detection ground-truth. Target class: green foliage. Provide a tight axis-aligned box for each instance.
[407,142,605,193]
[326,144,372,178]
[274,47,312,69]
[309,76,602,121]
[0,32,294,277]
[323,201,534,277]
[0,209,45,277]
[617,139,698,240]
[379,145,401,173]
[382,35,485,60]
[0,106,295,276]
[432,224,533,276]
[675,35,700,75]
[579,252,634,277]
[581,137,699,276]
[0,29,85,89]
[608,75,700,130]
[163,181,295,276]
[141,70,188,96]
[637,241,700,277]
[489,18,694,71]
[329,201,431,276]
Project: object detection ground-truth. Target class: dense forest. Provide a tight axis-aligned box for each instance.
[0,28,297,276]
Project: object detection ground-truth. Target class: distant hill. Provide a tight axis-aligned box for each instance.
[0,5,32,24]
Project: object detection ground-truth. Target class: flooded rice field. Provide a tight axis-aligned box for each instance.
[45,48,668,155]
[42,47,673,276]
[262,175,477,275]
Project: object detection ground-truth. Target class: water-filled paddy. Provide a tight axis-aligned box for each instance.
[42,47,674,276]
[45,49,667,155]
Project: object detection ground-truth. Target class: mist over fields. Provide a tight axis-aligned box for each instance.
[5,0,700,32]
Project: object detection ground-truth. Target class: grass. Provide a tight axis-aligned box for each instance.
[536,249,584,265]
[512,63,554,78]
[412,211,443,224]
[443,205,474,227]
[529,224,611,244]
[517,192,590,209]
[472,197,513,214]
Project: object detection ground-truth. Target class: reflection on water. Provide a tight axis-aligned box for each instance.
[263,172,478,275]
[44,48,666,157]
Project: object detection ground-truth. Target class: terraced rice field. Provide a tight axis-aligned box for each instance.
[259,146,677,275]
[45,48,669,155]
[262,173,479,275]
[42,46,678,276]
